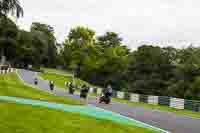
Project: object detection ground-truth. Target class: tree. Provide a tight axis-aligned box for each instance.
[68,26,95,48]
[64,26,96,76]
[31,22,57,67]
[62,28,130,89]
[31,22,55,39]
[16,30,33,67]
[16,29,47,68]
[97,32,122,48]
[177,47,200,76]
[0,0,23,65]
[127,45,175,95]
[0,17,18,65]
[0,0,23,18]
[99,45,129,89]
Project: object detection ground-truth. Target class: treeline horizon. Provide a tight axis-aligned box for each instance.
[1,17,200,100]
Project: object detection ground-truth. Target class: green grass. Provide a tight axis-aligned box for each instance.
[39,72,98,96]
[40,68,101,88]
[0,101,157,133]
[41,67,72,75]
[0,73,82,105]
[113,98,200,118]
[39,72,97,89]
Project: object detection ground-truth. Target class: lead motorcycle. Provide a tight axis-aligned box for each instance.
[99,92,112,104]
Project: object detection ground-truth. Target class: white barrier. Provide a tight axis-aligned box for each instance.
[130,93,139,102]
[170,98,185,109]
[97,88,102,94]
[0,68,15,74]
[2,70,5,74]
[10,68,14,72]
[148,96,158,105]
[89,87,94,93]
[117,91,125,99]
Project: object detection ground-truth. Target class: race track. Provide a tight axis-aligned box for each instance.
[18,69,200,133]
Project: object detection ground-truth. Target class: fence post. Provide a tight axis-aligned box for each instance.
[117,91,125,99]
[130,93,139,102]
[158,96,170,106]
[89,87,94,93]
[170,97,185,109]
[139,94,148,103]
[124,92,130,100]
[148,95,158,105]
[97,88,102,95]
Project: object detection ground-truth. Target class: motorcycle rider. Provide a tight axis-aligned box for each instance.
[34,77,38,85]
[68,82,75,94]
[99,84,113,104]
[49,80,54,91]
[80,84,89,103]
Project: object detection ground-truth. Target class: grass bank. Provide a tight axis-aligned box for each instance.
[0,101,157,133]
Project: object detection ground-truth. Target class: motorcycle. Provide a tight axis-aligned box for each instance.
[49,81,54,91]
[34,78,38,85]
[99,92,112,104]
[34,80,38,85]
[69,86,75,94]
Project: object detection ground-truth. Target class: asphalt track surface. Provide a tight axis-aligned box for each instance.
[18,69,200,133]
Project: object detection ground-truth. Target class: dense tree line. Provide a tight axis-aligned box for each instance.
[61,26,200,100]
[127,46,200,100]
[0,18,58,68]
[1,0,200,100]
[0,0,58,68]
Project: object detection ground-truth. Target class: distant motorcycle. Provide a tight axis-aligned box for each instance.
[99,92,112,104]
[49,81,54,91]
[69,84,75,94]
[34,78,38,85]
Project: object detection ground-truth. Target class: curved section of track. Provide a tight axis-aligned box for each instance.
[17,69,200,133]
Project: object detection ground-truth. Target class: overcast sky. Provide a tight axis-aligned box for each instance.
[17,0,200,49]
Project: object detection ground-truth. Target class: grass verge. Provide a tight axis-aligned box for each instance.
[41,67,72,75]
[0,101,157,133]
[39,72,96,89]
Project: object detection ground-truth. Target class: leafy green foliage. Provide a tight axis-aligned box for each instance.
[61,27,200,100]
[0,0,23,18]
[126,45,200,100]
[97,32,122,47]
[68,26,95,48]
[0,17,18,63]
[0,18,58,68]
[62,27,129,89]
